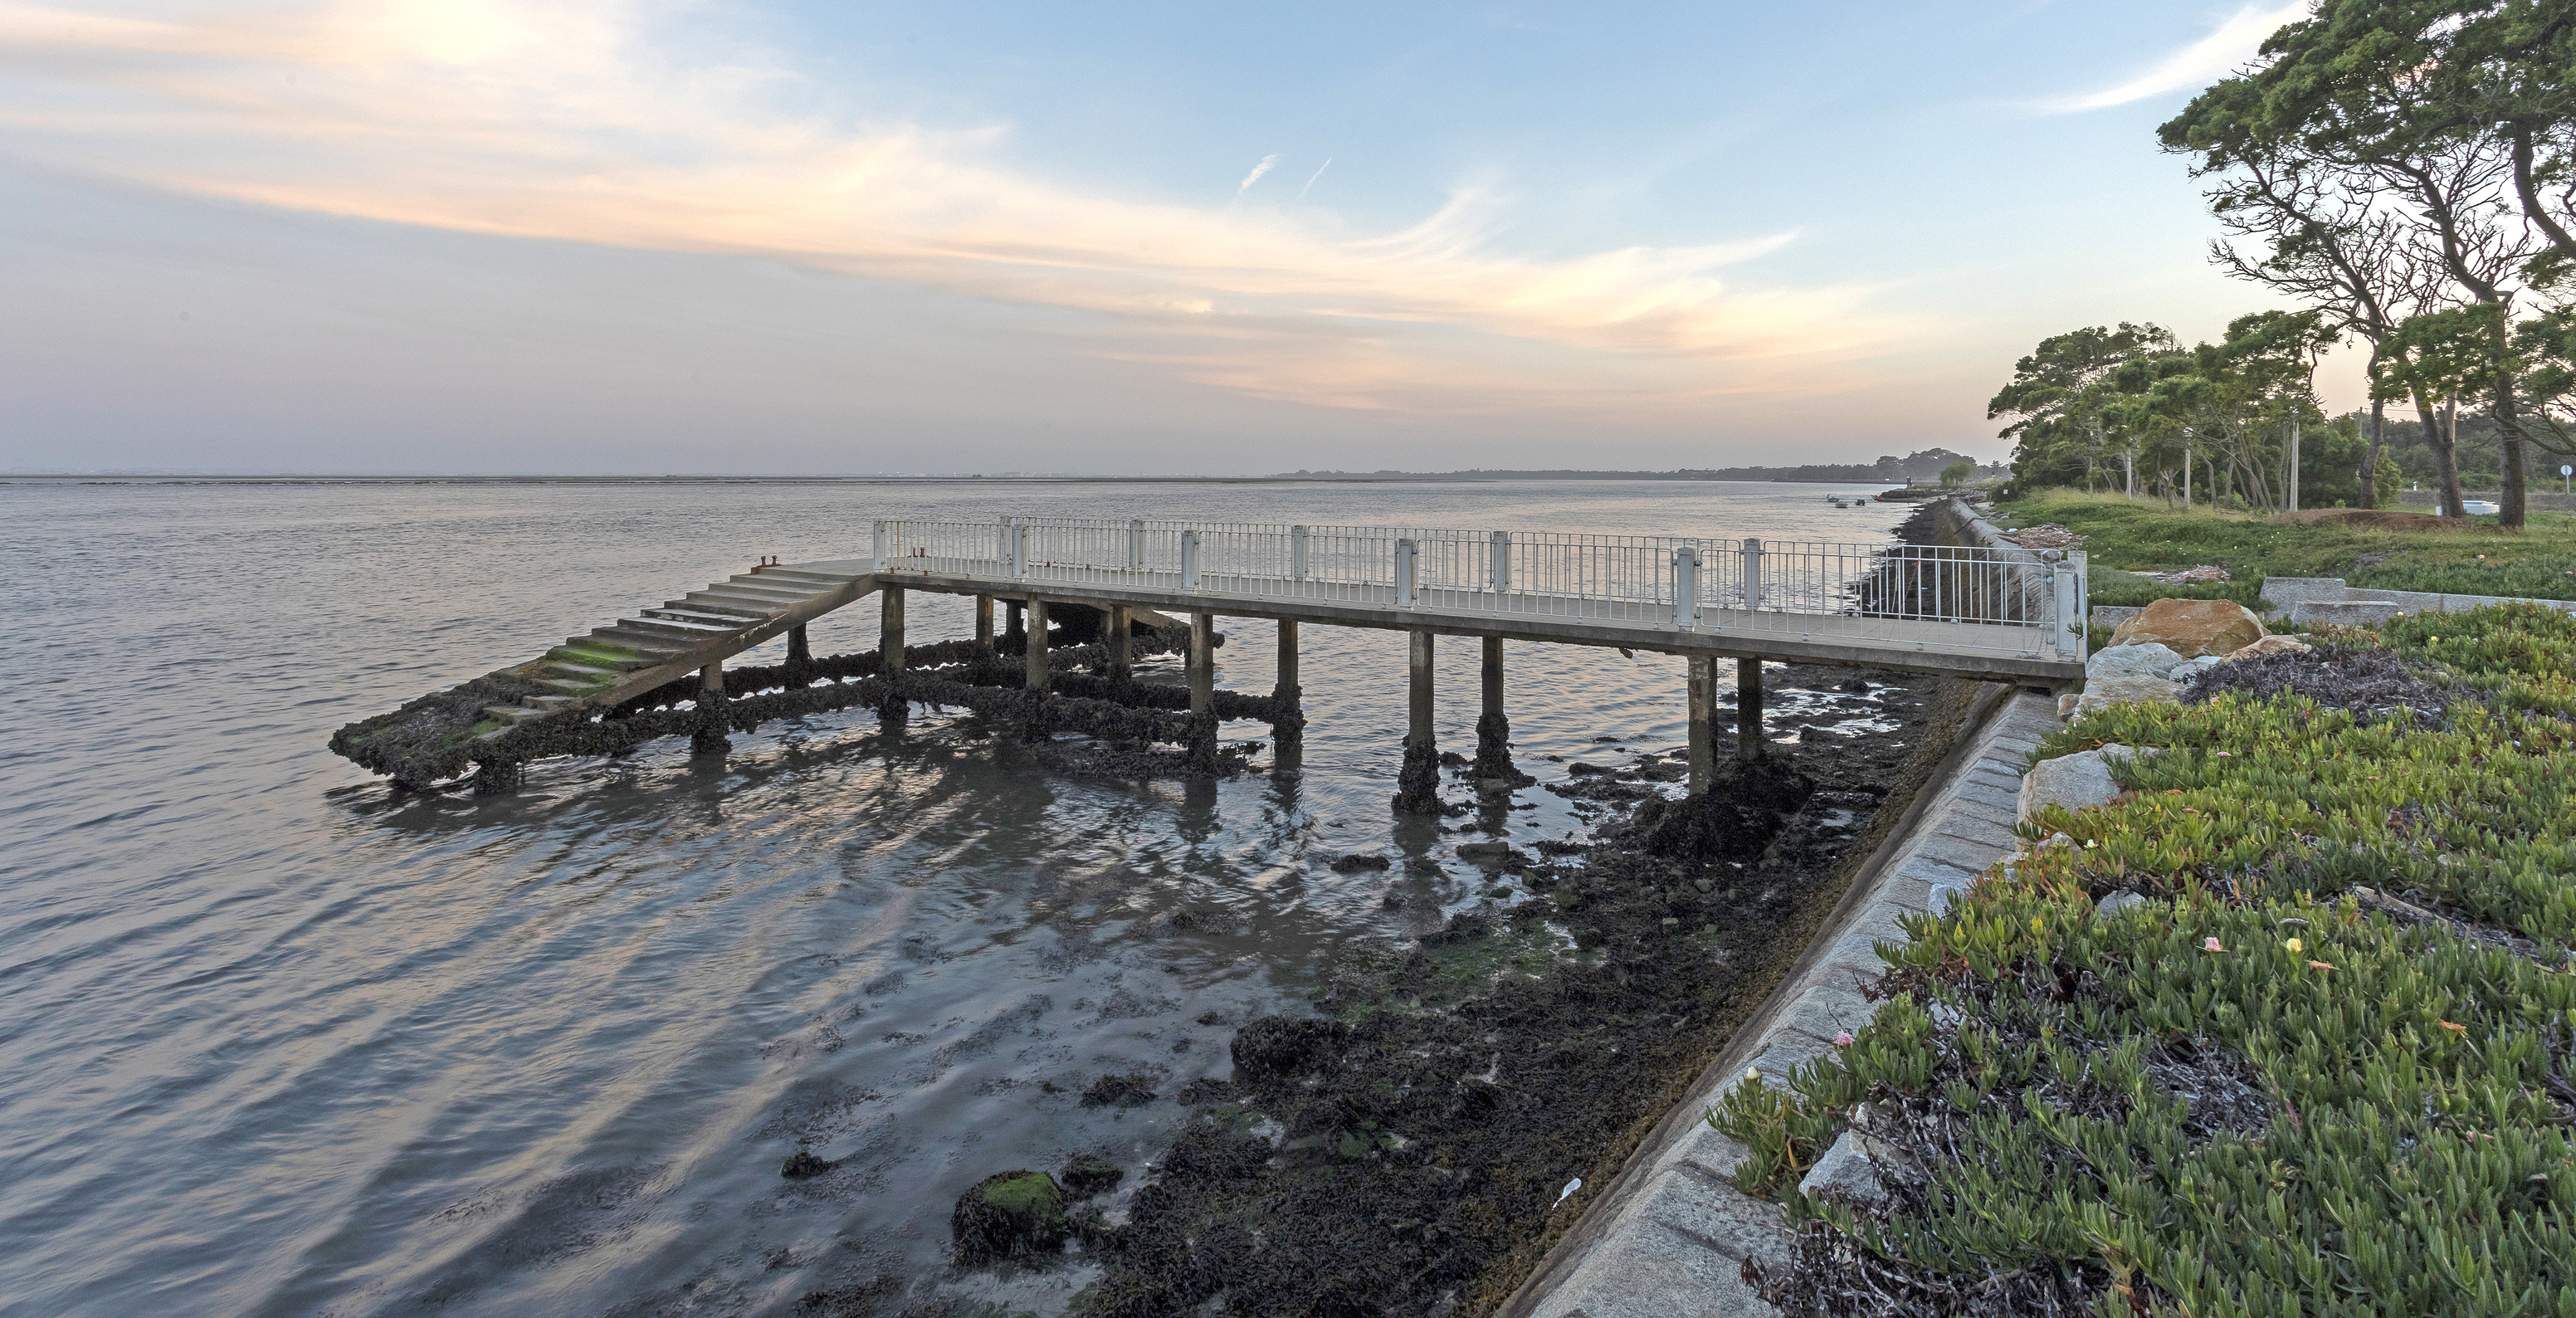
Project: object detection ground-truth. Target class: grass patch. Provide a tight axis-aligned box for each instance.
[1710,603,2576,1316]
[1993,489,2576,603]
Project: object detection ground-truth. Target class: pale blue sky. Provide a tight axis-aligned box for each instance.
[0,2,2327,474]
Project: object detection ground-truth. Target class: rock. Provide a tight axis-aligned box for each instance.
[1329,853,1391,873]
[2086,642,2186,681]
[1080,1072,1159,1108]
[1455,840,1511,862]
[2223,634,2315,662]
[1798,1130,1915,1205]
[2017,744,2154,823]
[2293,600,2405,627]
[2071,674,2182,715]
[2169,655,2222,682]
[1231,1016,1353,1082]
[2056,691,2081,720]
[2109,598,2268,657]
[952,1169,1070,1262]
[2096,890,2147,918]
[1058,1154,1124,1198]
[781,1150,834,1179]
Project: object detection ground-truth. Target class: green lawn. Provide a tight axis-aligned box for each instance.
[1710,604,2576,1316]
[1990,489,2576,606]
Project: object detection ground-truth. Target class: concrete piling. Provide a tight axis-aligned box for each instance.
[1471,635,1512,786]
[1394,630,1441,813]
[1108,604,1134,682]
[1737,656,1764,759]
[1271,619,1305,744]
[973,595,994,654]
[1688,655,1716,793]
[692,660,729,755]
[1006,600,1025,649]
[878,588,907,720]
[1026,598,1051,692]
[786,624,812,686]
[1187,611,1219,767]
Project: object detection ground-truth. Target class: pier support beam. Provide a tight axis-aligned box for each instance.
[1394,630,1441,813]
[1472,635,1513,786]
[1108,604,1134,682]
[1006,600,1026,652]
[973,595,995,655]
[1187,611,1219,767]
[785,624,812,686]
[1688,656,1716,795]
[1271,619,1305,745]
[692,660,729,756]
[1737,657,1764,760]
[877,588,907,720]
[1026,599,1051,692]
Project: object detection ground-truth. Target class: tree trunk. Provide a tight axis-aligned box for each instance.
[2497,381,2530,529]
[2123,449,2135,497]
[2423,391,2468,520]
[2362,397,2386,510]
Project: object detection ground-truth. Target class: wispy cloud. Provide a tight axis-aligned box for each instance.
[2045,2,2308,113]
[0,0,1908,417]
[1235,153,1278,198]
[1297,157,1331,200]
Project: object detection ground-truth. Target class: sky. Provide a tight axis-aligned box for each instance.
[0,0,2334,476]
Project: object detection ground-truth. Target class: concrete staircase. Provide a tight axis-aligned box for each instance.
[474,564,866,740]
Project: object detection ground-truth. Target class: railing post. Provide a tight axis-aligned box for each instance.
[2056,553,2088,662]
[1129,518,1145,572]
[1011,525,1028,580]
[1290,525,1309,581]
[1741,537,1764,612]
[998,515,1012,570]
[1181,530,1201,592]
[1672,544,1700,631]
[1395,537,1417,609]
[1490,530,1511,595]
[871,520,888,574]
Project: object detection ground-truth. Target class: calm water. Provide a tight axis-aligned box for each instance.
[0,479,1910,1318]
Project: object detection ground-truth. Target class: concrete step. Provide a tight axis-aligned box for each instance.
[672,594,773,619]
[619,615,739,641]
[539,661,622,680]
[645,606,759,628]
[545,643,662,671]
[580,628,688,656]
[728,572,832,593]
[534,676,604,695]
[688,590,798,615]
[482,704,547,724]
[704,583,807,608]
[526,695,581,711]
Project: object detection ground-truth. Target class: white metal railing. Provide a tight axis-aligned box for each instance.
[866,516,2086,662]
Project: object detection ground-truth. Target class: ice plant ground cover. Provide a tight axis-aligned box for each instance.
[1711,603,2576,1316]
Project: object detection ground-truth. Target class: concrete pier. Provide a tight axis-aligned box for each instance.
[879,589,907,718]
[1687,656,1716,794]
[1006,600,1025,648]
[1737,657,1764,760]
[1472,635,1512,786]
[1394,630,1441,813]
[973,595,994,653]
[1271,619,1305,745]
[1188,611,1218,765]
[692,661,729,755]
[1026,598,1051,692]
[786,624,812,686]
[1108,604,1134,681]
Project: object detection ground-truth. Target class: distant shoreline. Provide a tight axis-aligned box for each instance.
[0,472,1918,487]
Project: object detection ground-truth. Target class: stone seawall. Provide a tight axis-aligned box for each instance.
[1499,682,2062,1318]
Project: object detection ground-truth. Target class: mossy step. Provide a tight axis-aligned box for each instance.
[544,645,656,671]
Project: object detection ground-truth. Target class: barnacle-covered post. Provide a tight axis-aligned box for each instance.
[878,588,908,720]
[1027,598,1051,692]
[1107,605,1134,682]
[1186,611,1218,767]
[691,661,729,756]
[1737,657,1764,760]
[1471,635,1510,785]
[1688,655,1716,793]
[1393,630,1440,813]
[1270,619,1304,746]
[974,595,995,655]
[785,624,812,686]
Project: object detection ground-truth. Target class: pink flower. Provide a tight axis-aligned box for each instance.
[2203,937,2225,952]
[1834,1031,1855,1047]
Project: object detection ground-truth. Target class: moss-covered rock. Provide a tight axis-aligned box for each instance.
[951,1169,1069,1264]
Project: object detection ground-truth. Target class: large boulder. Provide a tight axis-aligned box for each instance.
[2017,744,2155,823]
[2086,642,2185,681]
[2223,634,2315,663]
[2071,674,2183,716]
[2108,598,2268,657]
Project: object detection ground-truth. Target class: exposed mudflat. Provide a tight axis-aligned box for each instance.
[812,666,1986,1318]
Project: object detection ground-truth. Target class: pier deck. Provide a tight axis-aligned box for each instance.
[331,510,2086,789]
